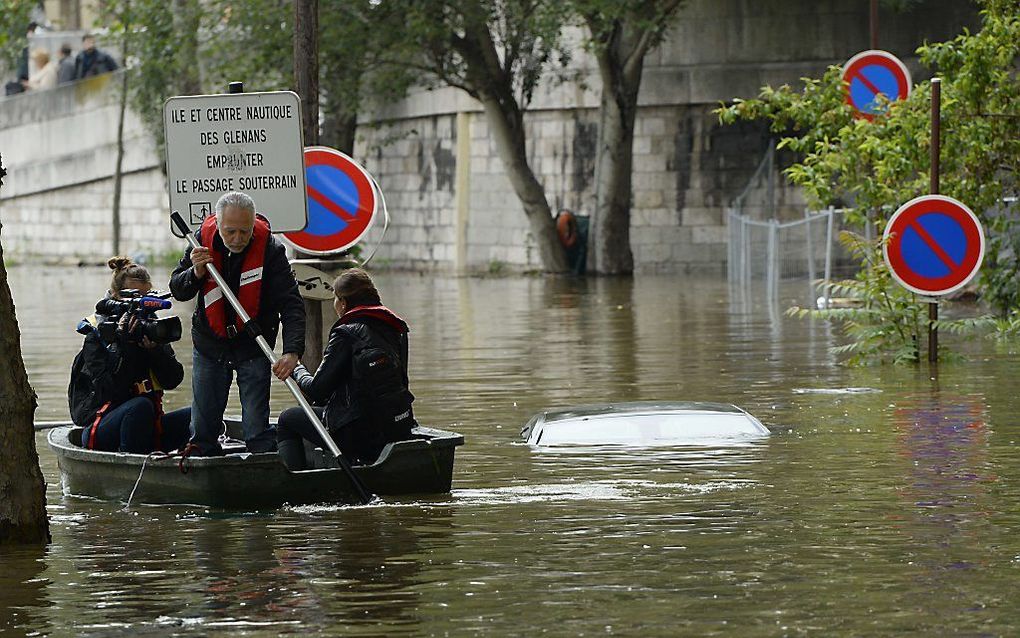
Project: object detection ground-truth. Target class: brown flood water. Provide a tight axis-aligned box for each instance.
[3,265,1020,636]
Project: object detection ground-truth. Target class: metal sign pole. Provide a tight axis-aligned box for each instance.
[169,211,374,505]
[869,0,879,50]
[928,78,941,364]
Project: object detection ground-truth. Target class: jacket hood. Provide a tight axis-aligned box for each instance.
[339,305,409,334]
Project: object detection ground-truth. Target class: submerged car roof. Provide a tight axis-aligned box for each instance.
[540,401,747,422]
[522,401,769,446]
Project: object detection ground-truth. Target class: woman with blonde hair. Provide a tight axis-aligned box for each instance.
[24,48,56,90]
[277,268,416,469]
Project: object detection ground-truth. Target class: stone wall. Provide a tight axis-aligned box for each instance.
[0,71,173,264]
[357,104,808,274]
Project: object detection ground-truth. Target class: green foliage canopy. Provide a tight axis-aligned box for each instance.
[102,0,209,164]
[395,0,571,108]
[0,0,34,72]
[717,3,1020,362]
[101,0,417,160]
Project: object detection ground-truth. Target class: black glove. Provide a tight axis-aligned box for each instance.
[117,313,146,344]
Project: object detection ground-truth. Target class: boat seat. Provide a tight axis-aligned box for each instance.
[303,442,340,469]
[300,431,433,470]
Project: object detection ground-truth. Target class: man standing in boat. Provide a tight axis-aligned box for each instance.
[170,191,305,456]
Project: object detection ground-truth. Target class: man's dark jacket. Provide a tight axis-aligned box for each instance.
[73,48,118,79]
[169,229,304,364]
[16,46,29,81]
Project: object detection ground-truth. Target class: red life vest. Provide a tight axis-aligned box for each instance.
[199,214,270,338]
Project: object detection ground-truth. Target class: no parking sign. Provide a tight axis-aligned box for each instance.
[883,195,984,296]
[842,50,912,120]
[282,147,378,255]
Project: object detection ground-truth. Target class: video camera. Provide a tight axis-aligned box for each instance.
[96,289,182,345]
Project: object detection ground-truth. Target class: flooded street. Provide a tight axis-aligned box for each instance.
[4,265,1020,635]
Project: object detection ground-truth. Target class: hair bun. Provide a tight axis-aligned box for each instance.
[107,256,133,271]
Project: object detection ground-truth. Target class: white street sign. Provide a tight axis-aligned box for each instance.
[163,91,308,233]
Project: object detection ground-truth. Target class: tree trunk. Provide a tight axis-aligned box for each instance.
[173,0,203,96]
[0,156,49,546]
[294,0,320,146]
[294,0,324,370]
[584,2,688,275]
[112,19,130,256]
[479,96,567,273]
[589,45,641,275]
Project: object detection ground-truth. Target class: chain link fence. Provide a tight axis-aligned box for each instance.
[726,143,853,307]
[728,207,848,305]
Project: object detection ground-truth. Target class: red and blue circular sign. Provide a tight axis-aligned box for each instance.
[883,195,984,296]
[282,146,378,255]
[842,50,912,120]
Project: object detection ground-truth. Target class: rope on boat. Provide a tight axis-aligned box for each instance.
[122,443,202,510]
[124,453,162,510]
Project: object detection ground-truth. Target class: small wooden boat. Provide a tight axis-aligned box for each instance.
[47,419,464,508]
[521,401,770,446]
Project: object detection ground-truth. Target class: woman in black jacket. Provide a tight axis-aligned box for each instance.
[68,257,191,453]
[277,268,416,469]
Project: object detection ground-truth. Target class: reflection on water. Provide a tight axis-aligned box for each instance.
[5,266,1020,635]
[0,546,49,632]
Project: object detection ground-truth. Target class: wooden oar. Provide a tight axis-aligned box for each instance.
[170,211,375,505]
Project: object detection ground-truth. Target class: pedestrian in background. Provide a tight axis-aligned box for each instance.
[74,33,118,80]
[15,22,38,83]
[24,49,56,91]
[57,44,76,84]
[4,21,37,96]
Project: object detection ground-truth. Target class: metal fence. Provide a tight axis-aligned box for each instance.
[727,207,846,305]
[726,141,851,306]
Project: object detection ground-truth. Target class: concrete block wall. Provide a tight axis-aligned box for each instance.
[360,115,460,270]
[1,170,170,262]
[0,71,174,264]
[357,103,805,274]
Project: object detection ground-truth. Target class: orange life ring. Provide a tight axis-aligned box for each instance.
[556,211,578,249]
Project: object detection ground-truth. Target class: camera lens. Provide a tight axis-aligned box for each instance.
[143,316,183,344]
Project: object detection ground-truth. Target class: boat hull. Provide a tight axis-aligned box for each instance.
[48,424,464,508]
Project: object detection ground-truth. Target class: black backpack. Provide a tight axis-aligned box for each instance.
[67,342,102,428]
[68,316,120,428]
[350,326,414,430]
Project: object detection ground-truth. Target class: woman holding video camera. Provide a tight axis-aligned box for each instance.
[68,257,191,453]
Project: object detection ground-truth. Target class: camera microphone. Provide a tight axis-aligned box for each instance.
[138,297,172,310]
